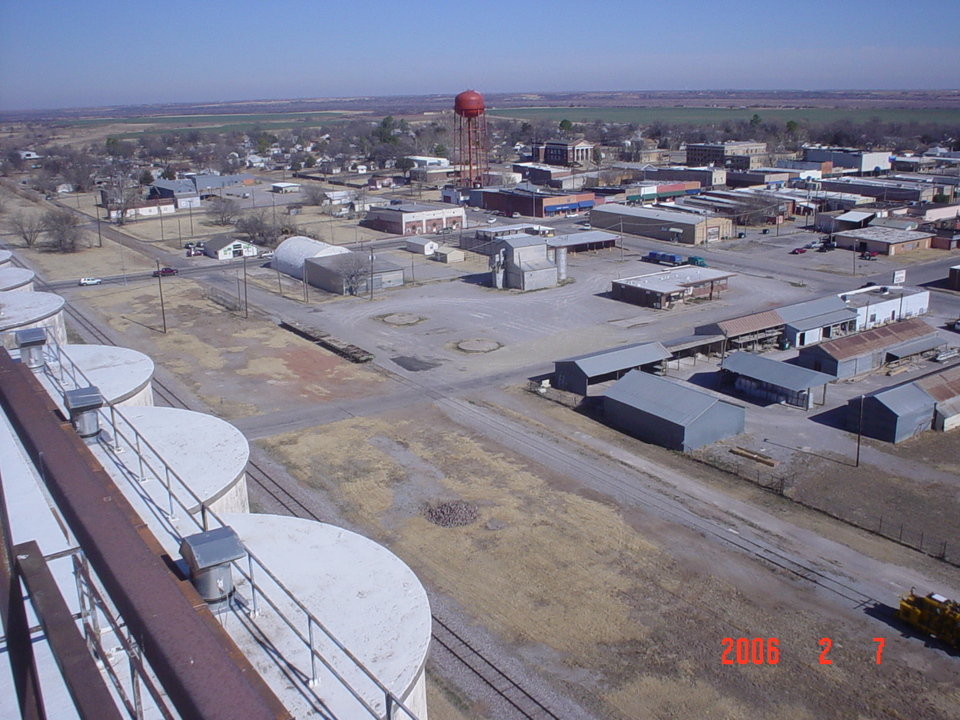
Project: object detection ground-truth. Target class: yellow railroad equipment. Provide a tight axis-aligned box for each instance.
[897,589,960,649]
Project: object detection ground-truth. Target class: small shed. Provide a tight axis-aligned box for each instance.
[435,245,465,263]
[603,370,745,451]
[721,351,833,409]
[847,385,935,443]
[406,237,440,256]
[203,236,259,260]
[554,342,670,396]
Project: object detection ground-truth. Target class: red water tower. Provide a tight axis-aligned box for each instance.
[454,89,488,188]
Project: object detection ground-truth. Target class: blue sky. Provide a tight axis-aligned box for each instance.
[1,0,958,111]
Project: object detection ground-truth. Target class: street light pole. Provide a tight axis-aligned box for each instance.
[242,254,248,319]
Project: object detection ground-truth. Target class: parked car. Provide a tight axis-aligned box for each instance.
[579,222,592,229]
[78,277,102,286]
[152,267,178,277]
[487,217,497,224]
[511,211,521,218]
[860,251,878,260]
[259,251,274,259]
[790,248,806,254]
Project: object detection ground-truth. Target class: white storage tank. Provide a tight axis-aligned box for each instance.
[93,406,250,521]
[0,267,35,292]
[0,291,66,349]
[221,513,432,720]
[0,249,11,267]
[52,344,156,407]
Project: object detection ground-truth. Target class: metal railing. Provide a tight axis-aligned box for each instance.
[16,337,421,720]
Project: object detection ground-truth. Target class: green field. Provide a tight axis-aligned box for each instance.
[489,106,960,125]
[67,111,351,127]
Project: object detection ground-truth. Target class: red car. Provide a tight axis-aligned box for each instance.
[790,248,806,254]
[152,267,179,277]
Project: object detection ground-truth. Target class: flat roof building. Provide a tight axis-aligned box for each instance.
[834,227,934,256]
[612,266,734,309]
[364,203,465,235]
[304,252,404,295]
[590,204,733,245]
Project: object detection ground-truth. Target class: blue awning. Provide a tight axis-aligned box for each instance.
[577,200,595,208]
[548,203,579,212]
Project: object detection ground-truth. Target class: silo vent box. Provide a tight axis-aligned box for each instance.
[180,526,246,605]
[14,327,47,368]
[64,386,104,439]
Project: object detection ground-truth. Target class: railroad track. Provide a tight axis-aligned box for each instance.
[34,274,565,720]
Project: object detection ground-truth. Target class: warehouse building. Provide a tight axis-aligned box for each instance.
[801,146,891,173]
[547,230,619,254]
[603,370,745,451]
[304,252,404,295]
[918,364,960,432]
[590,204,733,244]
[148,179,202,209]
[795,318,941,377]
[405,237,440,256]
[841,286,929,328]
[469,186,595,218]
[554,342,670,395]
[833,227,934,256]
[614,165,727,188]
[612,266,734,309]
[622,180,702,204]
[778,296,858,349]
[848,384,937,443]
[721,351,833,410]
[815,177,933,204]
[364,203,465,235]
[460,223,553,254]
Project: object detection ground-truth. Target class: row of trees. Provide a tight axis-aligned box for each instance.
[8,209,84,252]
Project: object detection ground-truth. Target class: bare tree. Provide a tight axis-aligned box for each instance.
[8,212,44,247]
[42,209,83,252]
[208,197,240,226]
[234,210,281,246]
[302,184,326,206]
[337,252,371,295]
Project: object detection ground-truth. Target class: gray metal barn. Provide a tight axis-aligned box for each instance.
[847,385,936,443]
[795,318,940,377]
[603,370,745,451]
[721,351,833,409]
[554,342,670,395]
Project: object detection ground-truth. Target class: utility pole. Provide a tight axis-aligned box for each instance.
[177,217,182,249]
[369,247,375,301]
[96,214,102,248]
[242,254,248,318]
[155,261,167,334]
[855,393,865,467]
[188,204,194,235]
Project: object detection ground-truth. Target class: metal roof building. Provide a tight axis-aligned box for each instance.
[603,370,745,451]
[847,384,936,443]
[721,351,833,409]
[554,342,670,395]
[274,235,350,280]
[795,318,940,377]
[612,266,735,309]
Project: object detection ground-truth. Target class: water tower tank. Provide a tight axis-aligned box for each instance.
[455,89,485,118]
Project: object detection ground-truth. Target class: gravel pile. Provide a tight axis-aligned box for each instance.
[424,500,479,528]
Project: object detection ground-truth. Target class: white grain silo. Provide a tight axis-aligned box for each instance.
[91,406,250,532]
[220,513,432,720]
[0,291,66,349]
[0,249,12,267]
[0,267,36,292]
[52,344,156,406]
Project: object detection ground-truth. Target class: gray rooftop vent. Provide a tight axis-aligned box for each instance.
[14,327,47,369]
[180,526,246,607]
[64,386,103,439]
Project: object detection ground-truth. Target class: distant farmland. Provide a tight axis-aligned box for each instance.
[489,106,960,125]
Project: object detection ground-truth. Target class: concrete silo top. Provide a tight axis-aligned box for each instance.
[121,407,249,506]
[0,250,11,266]
[221,513,432,718]
[0,291,65,331]
[59,344,154,404]
[0,267,34,291]
[274,235,350,280]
